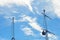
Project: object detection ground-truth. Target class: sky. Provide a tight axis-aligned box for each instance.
[0,0,60,40]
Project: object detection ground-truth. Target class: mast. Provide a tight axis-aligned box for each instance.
[11,17,15,40]
[42,9,52,40]
[43,9,48,40]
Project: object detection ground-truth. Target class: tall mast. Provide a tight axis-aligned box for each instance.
[42,9,52,40]
[11,17,15,40]
[43,9,48,40]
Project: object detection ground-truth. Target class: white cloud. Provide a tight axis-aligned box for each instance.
[21,15,58,40]
[22,15,44,32]
[40,32,57,40]
[4,16,26,23]
[48,33,57,40]
[29,22,43,32]
[51,0,60,18]
[22,27,35,36]
[15,18,27,23]
[0,0,33,12]
[45,0,50,2]
[4,16,16,20]
[39,0,50,2]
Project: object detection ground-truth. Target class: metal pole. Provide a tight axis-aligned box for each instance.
[11,17,15,40]
[43,9,48,40]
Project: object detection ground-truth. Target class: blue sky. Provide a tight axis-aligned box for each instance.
[0,0,60,40]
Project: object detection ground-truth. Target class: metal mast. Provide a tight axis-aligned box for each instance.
[11,17,15,40]
[42,9,52,40]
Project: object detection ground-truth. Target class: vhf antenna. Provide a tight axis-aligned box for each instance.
[11,17,15,40]
[42,9,52,40]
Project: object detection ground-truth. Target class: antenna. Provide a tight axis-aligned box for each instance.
[42,9,52,40]
[11,17,15,40]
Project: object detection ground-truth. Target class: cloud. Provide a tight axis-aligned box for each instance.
[21,15,58,40]
[29,21,43,32]
[48,33,57,40]
[40,32,57,40]
[51,0,60,18]
[4,16,26,23]
[22,15,44,32]
[0,0,33,12]
[21,27,35,36]
[45,0,50,2]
